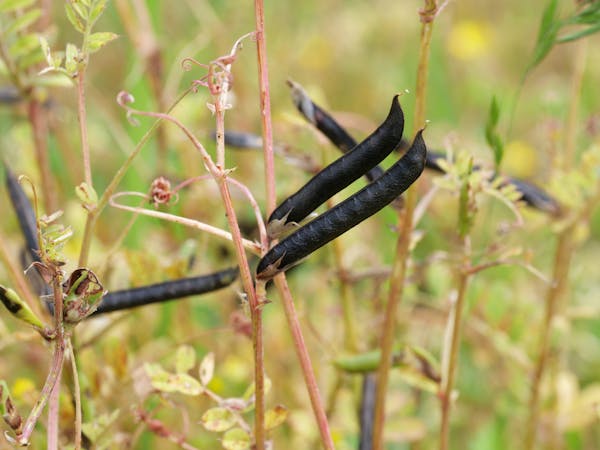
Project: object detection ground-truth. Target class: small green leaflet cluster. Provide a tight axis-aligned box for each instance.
[0,0,46,89]
[143,346,288,450]
[39,0,117,80]
[526,0,600,76]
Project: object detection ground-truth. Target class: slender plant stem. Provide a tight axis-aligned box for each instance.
[18,336,65,445]
[46,359,62,450]
[252,2,334,447]
[525,39,587,450]
[214,114,265,449]
[217,177,265,449]
[76,71,92,188]
[371,3,437,449]
[78,87,194,266]
[524,229,573,450]
[563,40,587,170]
[67,339,82,450]
[439,238,471,450]
[274,276,336,450]
[18,276,65,446]
[253,0,276,214]
[27,100,56,213]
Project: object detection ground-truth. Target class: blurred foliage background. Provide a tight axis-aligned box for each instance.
[1,0,599,449]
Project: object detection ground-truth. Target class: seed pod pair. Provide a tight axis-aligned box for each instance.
[267,94,405,238]
[257,130,427,280]
[292,84,561,217]
[287,79,386,185]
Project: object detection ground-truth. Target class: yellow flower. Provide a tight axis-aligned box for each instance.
[447,20,491,61]
[12,378,36,400]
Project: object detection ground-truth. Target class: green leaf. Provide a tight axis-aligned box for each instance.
[265,405,288,430]
[199,352,215,385]
[145,362,202,396]
[0,285,46,331]
[0,380,10,415]
[200,407,236,432]
[175,345,196,374]
[557,23,600,43]
[75,182,98,208]
[243,376,272,402]
[65,1,85,33]
[88,0,108,24]
[9,34,39,59]
[5,8,41,35]
[484,96,504,169]
[81,410,119,443]
[65,43,79,75]
[397,346,441,394]
[0,0,36,13]
[36,72,74,87]
[86,32,118,53]
[222,427,251,450]
[525,0,560,73]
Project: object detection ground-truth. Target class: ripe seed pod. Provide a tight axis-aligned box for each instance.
[288,79,386,183]
[91,267,239,315]
[267,95,404,237]
[257,131,427,280]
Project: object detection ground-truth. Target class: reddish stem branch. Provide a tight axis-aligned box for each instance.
[274,276,336,450]
[253,0,276,214]
[27,100,56,213]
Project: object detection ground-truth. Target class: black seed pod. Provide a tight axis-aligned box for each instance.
[268,95,404,237]
[257,131,427,279]
[4,164,40,262]
[91,267,239,315]
[289,79,385,183]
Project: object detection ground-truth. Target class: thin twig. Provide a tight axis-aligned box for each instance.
[78,87,194,266]
[372,2,438,449]
[27,100,56,213]
[273,276,336,450]
[253,0,276,214]
[67,339,82,450]
[439,238,471,450]
[77,71,92,188]
[109,192,261,254]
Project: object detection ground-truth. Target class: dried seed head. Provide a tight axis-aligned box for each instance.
[149,177,174,208]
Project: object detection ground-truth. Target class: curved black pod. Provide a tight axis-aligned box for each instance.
[91,267,239,315]
[4,164,40,262]
[288,79,385,183]
[267,95,404,237]
[257,131,427,280]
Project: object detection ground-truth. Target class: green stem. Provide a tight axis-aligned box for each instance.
[371,3,437,449]
[439,238,471,450]
[524,230,573,450]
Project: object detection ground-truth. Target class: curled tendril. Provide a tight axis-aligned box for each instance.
[116,91,140,126]
[181,57,208,72]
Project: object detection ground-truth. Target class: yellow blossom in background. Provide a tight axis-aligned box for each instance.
[502,140,538,178]
[447,20,491,61]
[11,377,36,400]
